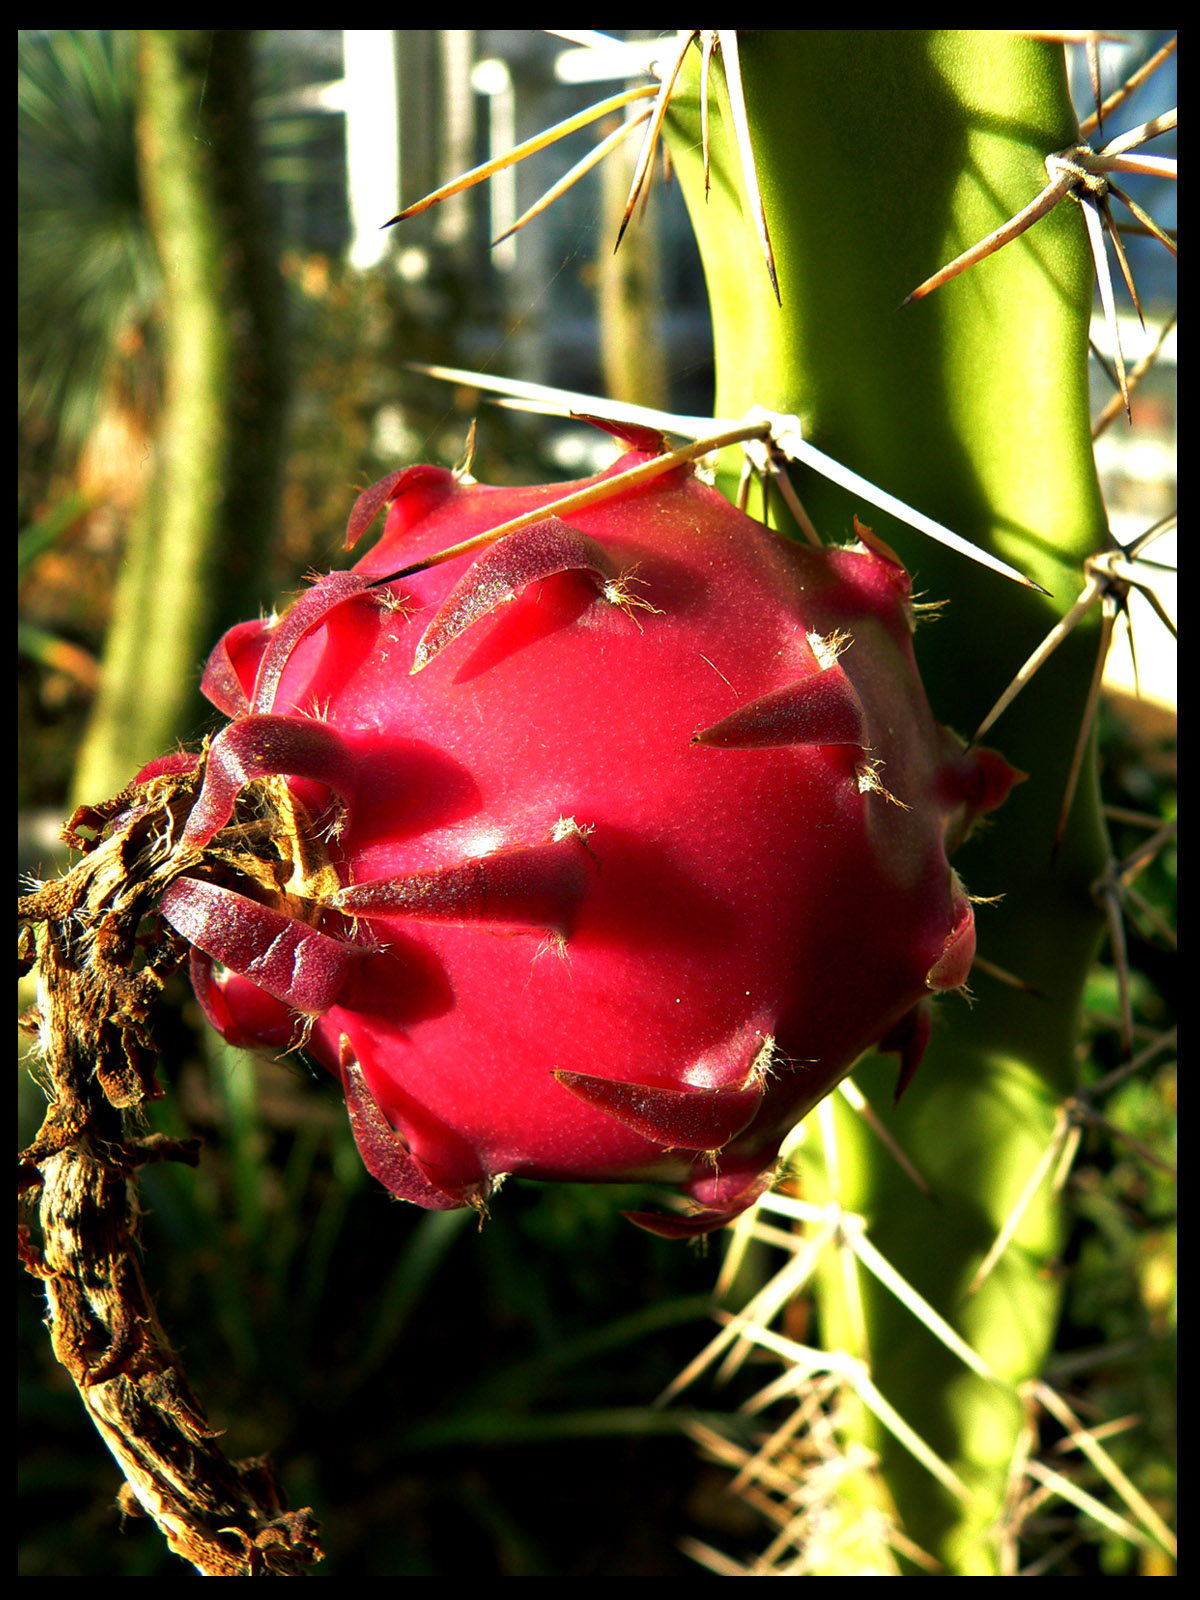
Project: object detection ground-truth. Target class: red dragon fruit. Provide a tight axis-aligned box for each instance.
[151,419,1016,1237]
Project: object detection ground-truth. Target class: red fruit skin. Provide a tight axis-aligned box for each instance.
[164,433,1017,1232]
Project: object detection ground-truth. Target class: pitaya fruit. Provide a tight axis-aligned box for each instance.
[153,420,1016,1237]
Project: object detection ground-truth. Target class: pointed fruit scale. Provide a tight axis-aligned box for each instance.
[182,714,357,847]
[692,667,868,750]
[624,1169,774,1239]
[336,832,593,938]
[553,1067,764,1152]
[344,464,458,550]
[938,746,1027,853]
[623,1205,748,1240]
[877,1000,934,1105]
[201,617,277,718]
[340,1051,488,1212]
[924,879,978,993]
[133,749,202,785]
[187,947,299,1053]
[571,413,668,456]
[413,517,626,671]
[159,877,364,1016]
[157,422,1016,1235]
[251,571,376,714]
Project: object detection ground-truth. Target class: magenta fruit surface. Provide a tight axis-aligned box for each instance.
[154,424,1017,1236]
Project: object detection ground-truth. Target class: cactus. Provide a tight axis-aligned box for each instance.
[19,28,1174,1576]
[646,30,1174,1573]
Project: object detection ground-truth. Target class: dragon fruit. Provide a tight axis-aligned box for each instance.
[152,420,1016,1237]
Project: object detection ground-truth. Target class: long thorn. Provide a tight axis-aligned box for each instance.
[1126,576,1178,643]
[406,366,1046,590]
[1132,512,1177,569]
[735,451,754,512]
[970,954,1046,999]
[1053,597,1115,855]
[491,106,653,246]
[405,360,724,440]
[848,1227,1001,1385]
[786,434,1048,592]
[371,423,772,582]
[1105,179,1177,256]
[1100,151,1177,181]
[1098,107,1177,159]
[764,455,821,547]
[899,173,1069,307]
[383,85,657,227]
[1116,817,1178,887]
[1096,872,1135,1060]
[1085,32,1104,135]
[1118,591,1142,701]
[1100,195,1144,327]
[1033,1382,1178,1558]
[1093,316,1175,438]
[1126,509,1177,563]
[971,576,1102,746]
[1078,34,1175,139]
[837,1078,931,1194]
[1080,194,1130,418]
[614,31,695,252]
[717,29,780,304]
[967,1106,1071,1297]
[700,30,716,197]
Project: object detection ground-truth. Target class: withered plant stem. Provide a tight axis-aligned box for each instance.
[18,767,323,1577]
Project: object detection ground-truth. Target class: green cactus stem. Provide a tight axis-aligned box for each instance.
[664,30,1111,1573]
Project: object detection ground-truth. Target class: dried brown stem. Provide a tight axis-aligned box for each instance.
[18,767,322,1577]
